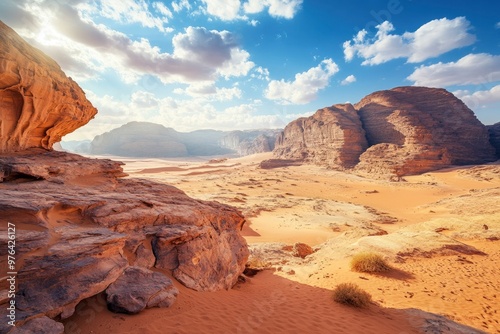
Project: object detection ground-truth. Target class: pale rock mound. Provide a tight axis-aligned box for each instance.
[0,21,97,153]
[355,87,496,176]
[273,104,367,168]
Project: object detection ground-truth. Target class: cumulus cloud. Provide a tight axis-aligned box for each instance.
[265,59,339,104]
[407,53,500,87]
[453,85,500,110]
[341,74,356,85]
[173,82,242,101]
[343,17,476,65]
[201,0,303,20]
[172,0,191,12]
[0,0,254,84]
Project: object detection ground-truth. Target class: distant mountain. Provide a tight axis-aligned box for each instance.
[84,121,280,157]
[60,140,92,154]
[219,129,282,156]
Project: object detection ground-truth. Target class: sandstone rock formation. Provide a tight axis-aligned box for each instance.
[354,86,496,176]
[106,266,179,314]
[0,151,249,332]
[272,87,497,177]
[487,122,500,158]
[0,21,97,153]
[219,129,281,156]
[274,104,367,168]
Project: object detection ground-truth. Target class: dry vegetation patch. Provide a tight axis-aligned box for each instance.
[332,283,372,308]
[350,252,391,273]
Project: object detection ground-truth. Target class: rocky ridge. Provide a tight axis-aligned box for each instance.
[271,87,497,177]
[0,151,249,332]
[0,22,249,333]
[0,21,97,153]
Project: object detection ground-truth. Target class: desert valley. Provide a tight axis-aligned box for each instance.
[1,6,500,334]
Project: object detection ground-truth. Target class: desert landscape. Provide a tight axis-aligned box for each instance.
[1,1,500,333]
[63,152,497,334]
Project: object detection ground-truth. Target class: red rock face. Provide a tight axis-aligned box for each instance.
[274,104,368,168]
[355,87,496,176]
[0,21,97,153]
[273,87,496,177]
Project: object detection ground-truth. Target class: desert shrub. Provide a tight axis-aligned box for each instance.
[332,283,372,308]
[350,252,391,273]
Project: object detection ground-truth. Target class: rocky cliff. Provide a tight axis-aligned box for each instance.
[0,151,248,332]
[219,129,281,156]
[272,87,497,177]
[0,21,97,153]
[0,22,249,332]
[355,87,496,176]
[274,104,367,168]
[487,122,500,158]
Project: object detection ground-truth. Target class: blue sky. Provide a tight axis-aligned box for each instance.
[1,0,499,140]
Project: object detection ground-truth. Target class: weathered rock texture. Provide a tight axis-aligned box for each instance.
[274,104,367,168]
[0,151,248,332]
[106,266,179,314]
[272,87,497,177]
[219,129,281,156]
[355,87,496,176]
[0,21,97,153]
[487,122,500,158]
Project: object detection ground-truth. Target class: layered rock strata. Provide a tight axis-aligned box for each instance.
[0,151,249,332]
[0,21,97,153]
[274,104,367,168]
[272,87,497,177]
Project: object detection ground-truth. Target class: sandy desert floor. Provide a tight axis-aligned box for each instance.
[66,153,499,334]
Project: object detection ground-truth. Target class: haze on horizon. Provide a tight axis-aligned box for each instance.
[1,0,499,141]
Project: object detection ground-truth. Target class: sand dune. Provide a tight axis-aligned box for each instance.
[65,153,499,333]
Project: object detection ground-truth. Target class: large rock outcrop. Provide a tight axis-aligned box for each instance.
[0,151,249,332]
[219,129,281,156]
[354,86,496,176]
[0,21,97,153]
[487,122,500,158]
[0,22,249,333]
[272,87,497,177]
[273,104,368,168]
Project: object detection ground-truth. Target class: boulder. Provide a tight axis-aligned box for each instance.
[105,266,179,314]
[0,21,97,153]
[292,243,314,259]
[7,316,64,334]
[273,104,368,168]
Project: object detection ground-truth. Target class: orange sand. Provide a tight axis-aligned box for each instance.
[64,153,499,333]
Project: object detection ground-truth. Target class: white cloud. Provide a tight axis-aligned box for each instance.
[172,0,191,12]
[201,0,302,20]
[251,66,270,81]
[173,82,242,101]
[453,85,500,110]
[407,53,500,87]
[1,0,255,84]
[202,0,241,21]
[341,74,356,85]
[265,59,339,104]
[97,0,172,33]
[343,17,476,65]
[496,22,500,29]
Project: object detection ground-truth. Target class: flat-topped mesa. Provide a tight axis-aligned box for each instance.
[0,21,97,153]
[273,104,368,168]
[354,86,496,176]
